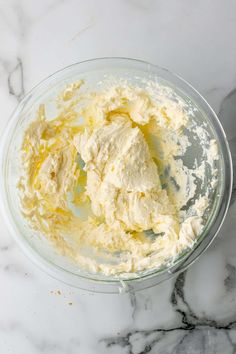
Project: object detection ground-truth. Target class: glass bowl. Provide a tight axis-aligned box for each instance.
[0,58,232,293]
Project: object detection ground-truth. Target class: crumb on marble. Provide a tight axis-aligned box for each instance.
[50,290,62,295]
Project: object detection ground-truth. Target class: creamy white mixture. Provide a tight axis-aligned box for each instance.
[18,80,219,276]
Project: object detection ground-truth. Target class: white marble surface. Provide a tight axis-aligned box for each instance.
[1,0,236,353]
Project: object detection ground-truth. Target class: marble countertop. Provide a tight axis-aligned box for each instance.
[1,0,236,353]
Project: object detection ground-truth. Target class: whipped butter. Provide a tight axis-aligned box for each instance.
[18,80,219,276]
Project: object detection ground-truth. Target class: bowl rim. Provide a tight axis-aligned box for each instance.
[0,57,233,293]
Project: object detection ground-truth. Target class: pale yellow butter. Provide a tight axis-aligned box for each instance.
[18,81,217,276]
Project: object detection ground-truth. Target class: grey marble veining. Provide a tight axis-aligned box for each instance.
[100,271,236,353]
[1,1,236,353]
[7,57,25,101]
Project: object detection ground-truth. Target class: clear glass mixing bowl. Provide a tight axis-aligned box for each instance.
[0,58,232,293]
